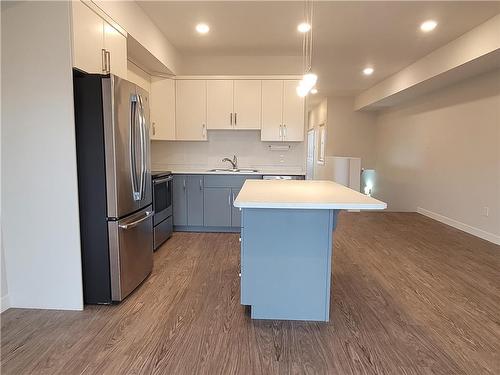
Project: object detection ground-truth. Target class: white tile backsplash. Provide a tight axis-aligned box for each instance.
[152,130,306,172]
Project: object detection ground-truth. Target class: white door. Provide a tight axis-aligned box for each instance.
[103,22,127,79]
[207,80,233,130]
[71,1,104,74]
[150,78,175,140]
[176,80,207,141]
[282,80,305,142]
[233,80,261,129]
[261,80,283,141]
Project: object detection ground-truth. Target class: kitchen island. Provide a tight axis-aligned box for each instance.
[234,180,386,321]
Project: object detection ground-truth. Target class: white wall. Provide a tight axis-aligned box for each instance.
[327,96,378,169]
[152,130,305,173]
[0,6,7,312]
[180,55,302,75]
[375,69,500,244]
[1,1,83,310]
[1,242,8,313]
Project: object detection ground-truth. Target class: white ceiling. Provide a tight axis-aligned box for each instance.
[138,1,500,95]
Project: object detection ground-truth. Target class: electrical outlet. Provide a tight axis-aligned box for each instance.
[482,207,489,217]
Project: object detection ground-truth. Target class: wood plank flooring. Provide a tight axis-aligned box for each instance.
[1,212,499,374]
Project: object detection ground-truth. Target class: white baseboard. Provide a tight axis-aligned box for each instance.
[1,294,10,313]
[417,207,500,245]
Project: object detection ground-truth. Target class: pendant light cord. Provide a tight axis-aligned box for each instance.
[302,0,314,74]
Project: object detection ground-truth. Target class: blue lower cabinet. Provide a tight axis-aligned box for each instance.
[172,175,188,226]
[203,187,232,227]
[187,175,204,226]
[173,174,262,231]
[231,188,242,228]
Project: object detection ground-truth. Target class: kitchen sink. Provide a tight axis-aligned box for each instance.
[207,168,259,173]
[208,168,237,172]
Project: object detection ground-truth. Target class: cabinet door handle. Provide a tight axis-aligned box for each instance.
[279,125,282,139]
[228,193,231,206]
[202,124,207,139]
[232,192,235,202]
[105,50,111,73]
[230,113,233,126]
[199,179,203,190]
[283,124,287,140]
[101,49,107,72]
[234,113,237,126]
[152,122,156,136]
[183,178,186,190]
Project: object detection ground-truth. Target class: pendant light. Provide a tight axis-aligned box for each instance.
[297,0,317,97]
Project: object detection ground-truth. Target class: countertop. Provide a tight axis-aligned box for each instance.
[168,168,306,176]
[233,180,387,210]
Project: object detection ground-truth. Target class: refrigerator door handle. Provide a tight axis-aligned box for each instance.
[137,94,147,200]
[130,94,141,201]
[118,210,153,229]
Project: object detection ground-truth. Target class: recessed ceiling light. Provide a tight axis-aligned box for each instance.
[298,22,311,33]
[196,23,210,34]
[310,88,318,94]
[420,20,437,32]
[363,67,374,76]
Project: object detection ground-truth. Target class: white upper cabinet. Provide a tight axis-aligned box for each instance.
[176,80,207,141]
[282,80,305,142]
[71,1,127,78]
[233,80,262,129]
[261,80,304,142]
[71,1,103,74]
[206,79,262,130]
[150,78,175,141]
[207,80,233,130]
[261,80,284,141]
[103,22,127,79]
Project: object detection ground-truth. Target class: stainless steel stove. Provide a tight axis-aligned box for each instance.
[152,171,173,250]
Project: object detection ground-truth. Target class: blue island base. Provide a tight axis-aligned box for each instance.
[240,208,339,321]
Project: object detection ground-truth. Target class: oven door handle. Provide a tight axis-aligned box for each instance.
[153,175,173,184]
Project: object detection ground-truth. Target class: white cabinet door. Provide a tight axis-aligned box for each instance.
[282,80,305,141]
[207,80,233,130]
[261,80,283,141]
[71,1,104,74]
[176,80,207,141]
[103,22,127,79]
[151,78,175,140]
[233,80,261,130]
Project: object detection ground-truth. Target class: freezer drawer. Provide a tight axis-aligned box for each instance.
[108,206,153,301]
[154,216,173,250]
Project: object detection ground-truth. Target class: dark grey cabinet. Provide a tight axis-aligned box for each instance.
[187,175,204,226]
[173,175,187,226]
[231,188,242,227]
[204,187,232,227]
[172,174,264,231]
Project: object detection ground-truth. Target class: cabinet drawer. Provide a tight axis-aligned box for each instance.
[203,174,261,188]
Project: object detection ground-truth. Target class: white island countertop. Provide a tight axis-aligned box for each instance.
[234,180,387,210]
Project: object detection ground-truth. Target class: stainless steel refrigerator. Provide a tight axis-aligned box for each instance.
[74,72,153,304]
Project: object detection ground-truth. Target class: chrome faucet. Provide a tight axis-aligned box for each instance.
[222,155,238,170]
